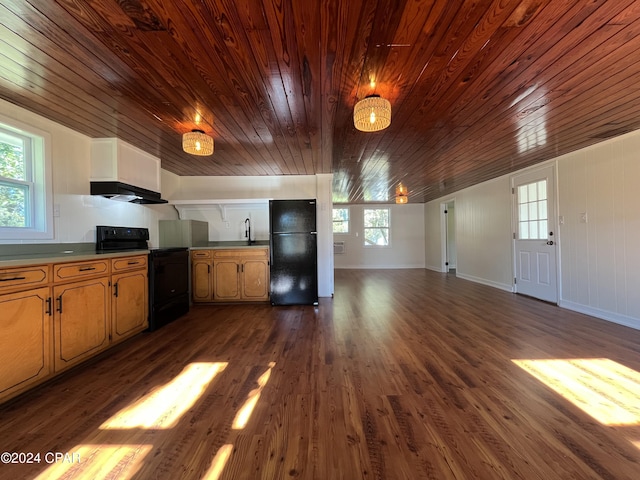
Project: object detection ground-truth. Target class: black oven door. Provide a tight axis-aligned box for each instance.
[149,248,189,330]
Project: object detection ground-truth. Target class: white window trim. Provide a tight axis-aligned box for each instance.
[0,113,53,240]
[363,207,391,248]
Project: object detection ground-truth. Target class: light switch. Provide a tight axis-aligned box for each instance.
[580,212,588,223]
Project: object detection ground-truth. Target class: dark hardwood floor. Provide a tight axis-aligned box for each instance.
[1,269,639,479]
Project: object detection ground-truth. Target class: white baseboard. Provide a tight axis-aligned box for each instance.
[455,272,514,293]
[425,264,444,273]
[334,263,426,269]
[559,300,640,331]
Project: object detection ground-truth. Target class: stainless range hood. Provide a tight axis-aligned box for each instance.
[90,181,168,204]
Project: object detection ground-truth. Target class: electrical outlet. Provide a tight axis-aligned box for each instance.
[53,204,60,217]
[225,221,230,229]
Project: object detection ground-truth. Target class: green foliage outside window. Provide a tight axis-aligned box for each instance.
[332,207,349,233]
[0,140,28,227]
[364,208,389,246]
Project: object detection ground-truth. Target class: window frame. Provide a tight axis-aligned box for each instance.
[0,114,53,240]
[363,207,390,247]
[332,207,350,234]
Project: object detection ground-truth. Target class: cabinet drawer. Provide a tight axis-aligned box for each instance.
[191,250,212,259]
[0,265,49,292]
[53,260,109,281]
[112,255,148,272]
[213,248,268,258]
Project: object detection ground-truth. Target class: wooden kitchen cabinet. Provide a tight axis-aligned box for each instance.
[111,256,148,343]
[192,250,213,302]
[0,287,52,403]
[213,257,241,300]
[191,248,269,303]
[241,254,269,300]
[0,253,150,405]
[213,248,269,302]
[53,274,110,373]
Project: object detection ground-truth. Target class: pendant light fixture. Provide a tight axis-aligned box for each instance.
[182,129,214,156]
[353,94,391,132]
[395,183,408,204]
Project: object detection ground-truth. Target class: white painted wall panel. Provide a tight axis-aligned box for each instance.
[451,177,513,290]
[557,130,640,327]
[172,175,317,200]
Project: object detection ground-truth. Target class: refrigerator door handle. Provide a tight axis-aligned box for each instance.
[311,231,318,235]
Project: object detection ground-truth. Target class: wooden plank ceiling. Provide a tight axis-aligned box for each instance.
[1,0,640,203]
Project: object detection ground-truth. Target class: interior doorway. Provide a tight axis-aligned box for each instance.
[441,200,457,273]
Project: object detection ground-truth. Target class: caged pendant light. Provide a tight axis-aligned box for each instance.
[182,129,214,156]
[353,94,391,132]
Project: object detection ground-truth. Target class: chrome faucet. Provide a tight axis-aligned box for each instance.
[244,218,252,245]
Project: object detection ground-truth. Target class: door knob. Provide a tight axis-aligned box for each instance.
[546,240,554,245]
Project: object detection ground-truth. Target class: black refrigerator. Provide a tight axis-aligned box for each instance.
[269,199,319,305]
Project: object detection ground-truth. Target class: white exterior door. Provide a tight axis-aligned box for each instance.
[512,165,558,303]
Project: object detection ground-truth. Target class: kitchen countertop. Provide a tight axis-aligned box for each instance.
[0,249,151,268]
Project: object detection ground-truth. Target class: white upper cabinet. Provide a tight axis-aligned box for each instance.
[90,138,161,193]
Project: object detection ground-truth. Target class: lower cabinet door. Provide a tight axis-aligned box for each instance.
[0,287,52,402]
[192,259,213,302]
[213,259,241,300]
[53,278,110,372]
[112,270,148,343]
[242,259,269,300]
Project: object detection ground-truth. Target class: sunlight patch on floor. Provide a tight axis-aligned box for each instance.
[101,362,228,429]
[202,444,234,480]
[512,358,640,426]
[233,361,275,429]
[33,444,152,480]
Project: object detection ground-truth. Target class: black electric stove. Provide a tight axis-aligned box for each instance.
[96,226,189,331]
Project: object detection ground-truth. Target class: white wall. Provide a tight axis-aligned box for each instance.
[424,130,640,330]
[557,132,640,329]
[170,175,318,200]
[425,176,513,291]
[334,203,425,269]
[0,99,177,248]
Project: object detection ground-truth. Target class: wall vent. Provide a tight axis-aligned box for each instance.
[333,241,345,254]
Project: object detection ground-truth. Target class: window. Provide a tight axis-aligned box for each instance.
[332,207,349,233]
[0,117,52,239]
[517,179,548,240]
[364,208,389,246]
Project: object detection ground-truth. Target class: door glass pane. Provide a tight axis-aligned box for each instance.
[518,185,528,203]
[516,179,548,240]
[539,200,547,220]
[538,180,546,200]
